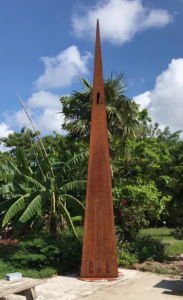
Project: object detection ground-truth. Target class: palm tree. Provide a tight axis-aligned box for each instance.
[60,72,142,182]
[60,72,140,144]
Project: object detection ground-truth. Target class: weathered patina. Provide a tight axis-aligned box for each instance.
[80,19,118,280]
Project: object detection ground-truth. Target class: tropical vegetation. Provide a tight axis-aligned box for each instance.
[0,73,183,277]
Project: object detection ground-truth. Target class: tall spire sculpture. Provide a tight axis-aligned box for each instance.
[80,19,118,280]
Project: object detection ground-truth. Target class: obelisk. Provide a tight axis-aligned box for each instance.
[80,19,118,280]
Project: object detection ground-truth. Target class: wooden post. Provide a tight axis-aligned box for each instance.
[24,288,37,300]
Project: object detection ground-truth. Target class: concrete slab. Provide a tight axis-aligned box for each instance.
[6,269,139,300]
[79,270,183,300]
[6,268,183,300]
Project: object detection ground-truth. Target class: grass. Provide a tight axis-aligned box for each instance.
[140,227,183,256]
[154,267,176,275]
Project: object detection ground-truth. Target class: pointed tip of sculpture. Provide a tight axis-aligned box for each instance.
[96,19,100,30]
[96,19,100,40]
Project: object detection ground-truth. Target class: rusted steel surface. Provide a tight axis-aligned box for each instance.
[80,19,118,279]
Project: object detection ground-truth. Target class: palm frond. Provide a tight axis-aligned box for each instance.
[73,120,88,133]
[107,129,113,141]
[110,72,127,95]
[106,105,117,118]
[79,76,93,92]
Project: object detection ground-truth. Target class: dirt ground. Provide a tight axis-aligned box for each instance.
[133,254,183,276]
[0,238,18,248]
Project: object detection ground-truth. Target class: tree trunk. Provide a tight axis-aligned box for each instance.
[50,212,57,233]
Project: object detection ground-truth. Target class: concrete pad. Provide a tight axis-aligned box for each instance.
[80,271,183,300]
[7,268,183,300]
[7,269,139,300]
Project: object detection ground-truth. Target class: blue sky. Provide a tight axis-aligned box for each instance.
[0,0,183,148]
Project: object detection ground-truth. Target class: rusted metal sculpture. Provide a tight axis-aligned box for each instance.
[80,19,118,280]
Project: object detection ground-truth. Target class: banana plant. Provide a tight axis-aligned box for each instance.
[0,146,87,237]
[0,171,86,237]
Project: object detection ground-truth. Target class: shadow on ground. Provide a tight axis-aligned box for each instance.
[154,279,183,296]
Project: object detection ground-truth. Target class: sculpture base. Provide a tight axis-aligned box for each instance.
[77,272,124,282]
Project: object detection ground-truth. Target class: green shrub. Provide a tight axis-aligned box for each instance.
[132,235,169,262]
[0,260,15,278]
[116,232,169,265]
[22,267,56,279]
[171,227,183,240]
[117,246,138,266]
[116,232,138,266]
[0,226,170,279]
[0,259,56,279]
[0,229,83,278]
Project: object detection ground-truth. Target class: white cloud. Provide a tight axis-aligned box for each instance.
[134,91,151,109]
[3,46,91,140]
[27,91,60,109]
[71,0,173,45]
[0,123,13,138]
[34,46,92,90]
[0,123,14,152]
[35,107,64,134]
[4,92,64,135]
[133,59,183,132]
